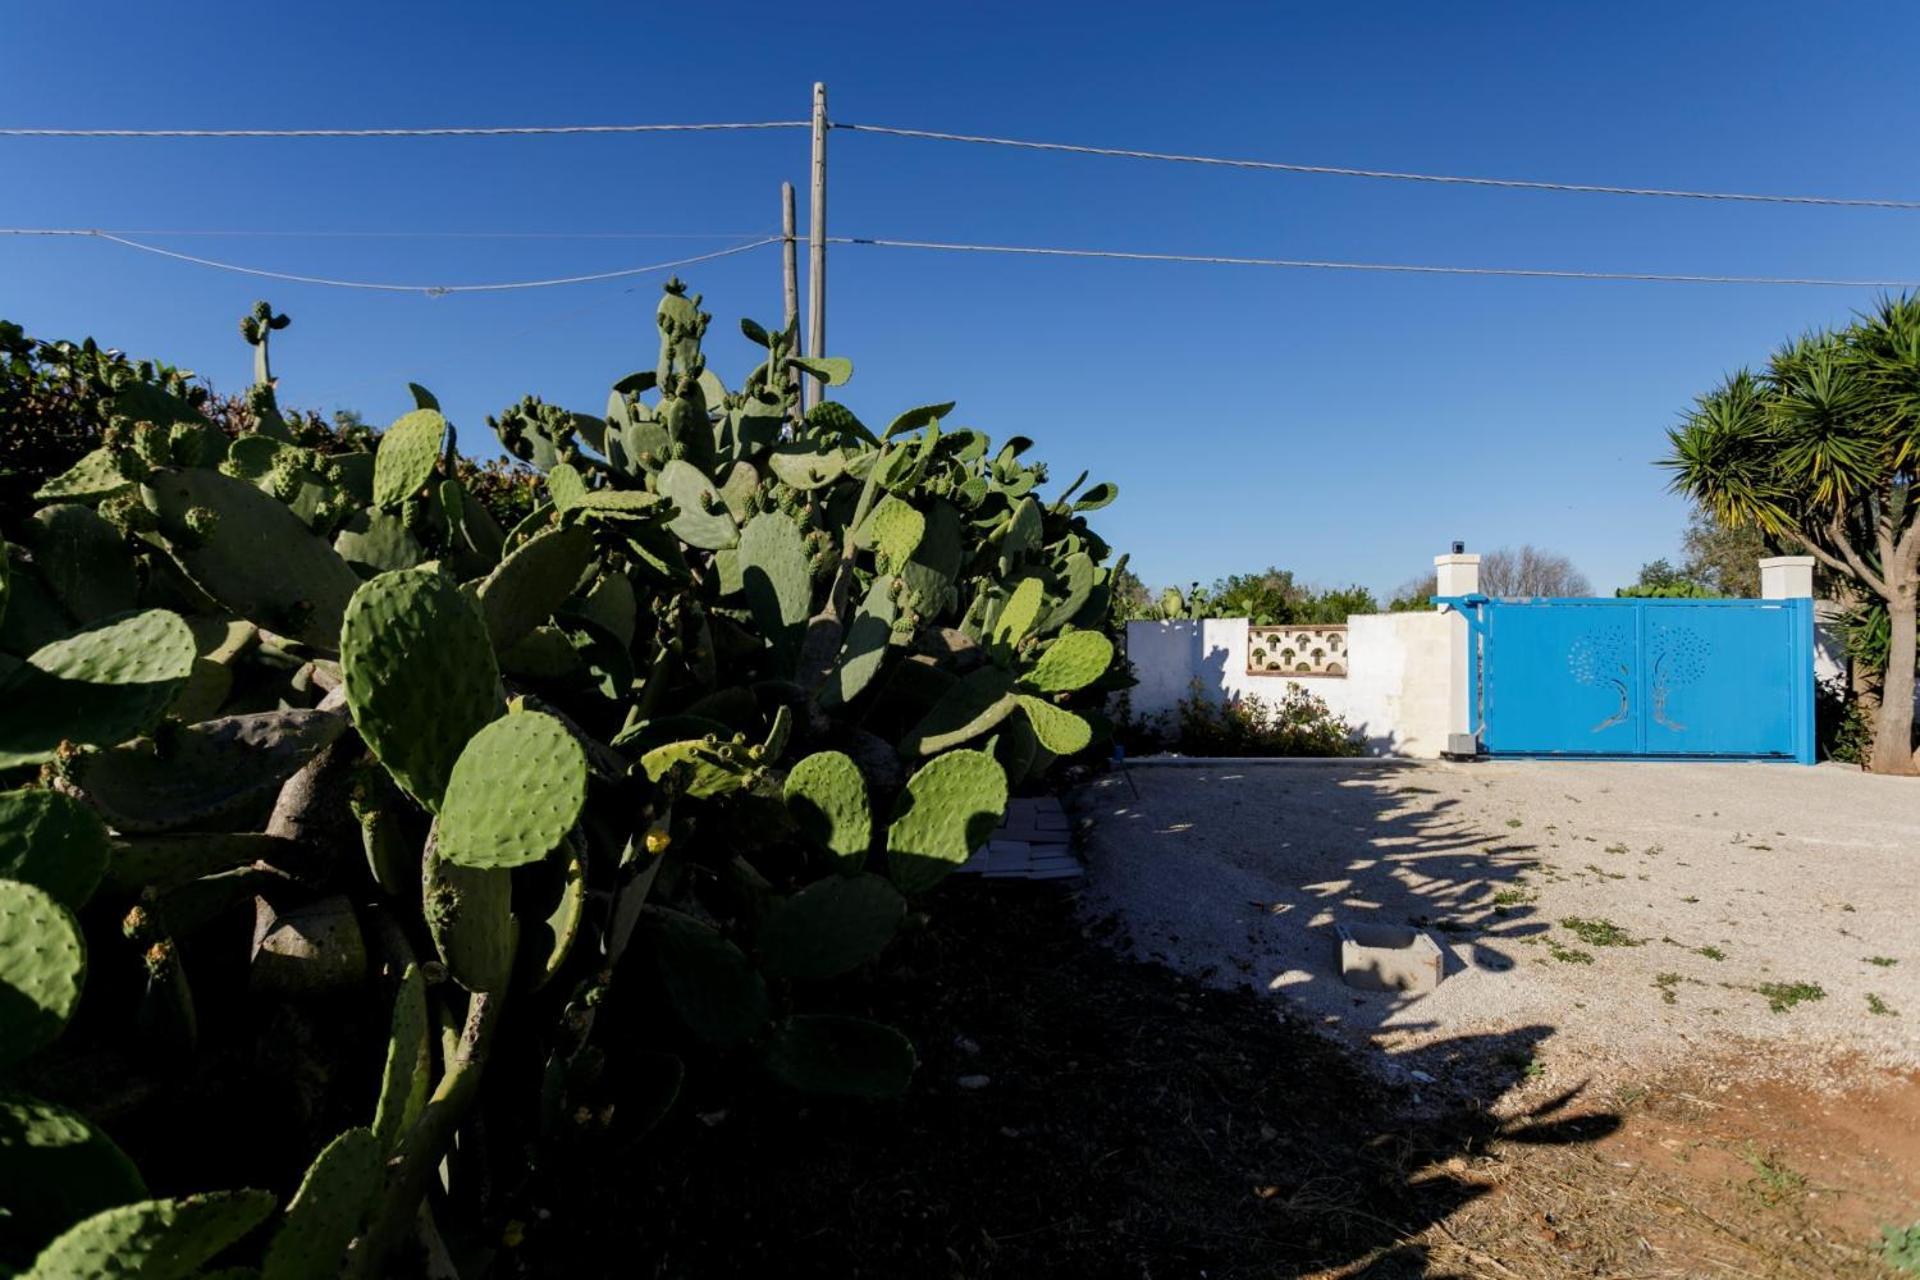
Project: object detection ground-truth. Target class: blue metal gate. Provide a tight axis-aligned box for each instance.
[1441,597,1814,762]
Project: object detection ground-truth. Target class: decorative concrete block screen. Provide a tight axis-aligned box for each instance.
[1247,625,1347,676]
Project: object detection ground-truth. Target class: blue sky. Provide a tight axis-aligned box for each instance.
[7,2,1920,596]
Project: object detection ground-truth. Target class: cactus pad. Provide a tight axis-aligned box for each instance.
[900,666,1017,757]
[437,709,586,870]
[143,468,361,649]
[333,509,427,576]
[857,495,925,569]
[0,790,110,909]
[1042,552,1095,632]
[341,567,501,812]
[422,835,517,994]
[885,749,1007,893]
[521,836,586,990]
[761,1015,916,1099]
[63,708,349,835]
[782,751,872,870]
[820,574,897,708]
[737,512,812,667]
[1015,694,1093,756]
[1019,629,1114,693]
[640,907,768,1047]
[657,460,740,549]
[372,963,429,1153]
[34,447,132,504]
[27,503,138,624]
[766,442,847,491]
[0,881,84,1070]
[473,524,595,652]
[371,409,445,508]
[757,873,904,980]
[0,608,196,770]
[23,1190,277,1280]
[991,575,1046,651]
[261,1127,380,1280]
[0,1091,147,1255]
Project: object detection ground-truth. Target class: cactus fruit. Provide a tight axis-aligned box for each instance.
[0,881,85,1070]
[61,708,350,835]
[371,409,446,508]
[0,790,110,909]
[0,1091,147,1256]
[657,460,740,550]
[885,749,1007,893]
[737,512,812,667]
[1019,629,1114,694]
[756,873,904,980]
[641,907,768,1047]
[143,468,362,649]
[760,1015,915,1099]
[22,1190,277,1280]
[781,751,872,871]
[0,608,196,770]
[341,567,501,813]
[437,708,586,870]
[900,666,1018,757]
[372,963,429,1153]
[1014,694,1093,756]
[422,833,517,994]
[260,1127,380,1280]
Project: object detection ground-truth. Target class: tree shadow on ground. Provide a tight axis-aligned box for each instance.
[527,882,1619,1279]
[1078,759,1561,1084]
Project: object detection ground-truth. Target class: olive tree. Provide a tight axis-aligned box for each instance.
[1664,295,1920,775]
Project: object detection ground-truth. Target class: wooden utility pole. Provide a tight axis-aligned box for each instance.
[781,181,799,336]
[805,81,827,409]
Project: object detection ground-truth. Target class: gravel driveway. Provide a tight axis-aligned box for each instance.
[1076,758,1920,1089]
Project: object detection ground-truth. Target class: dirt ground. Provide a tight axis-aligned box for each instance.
[523,879,1919,1279]
[1077,757,1920,1090]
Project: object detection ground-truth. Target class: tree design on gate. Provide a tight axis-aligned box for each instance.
[1567,625,1633,732]
[1648,621,1709,731]
[1248,625,1347,676]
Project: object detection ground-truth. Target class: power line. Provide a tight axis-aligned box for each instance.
[15,228,771,241]
[0,121,807,138]
[834,123,1920,212]
[0,228,781,295]
[831,237,1920,288]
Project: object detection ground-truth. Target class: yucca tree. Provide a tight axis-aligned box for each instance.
[1664,295,1920,775]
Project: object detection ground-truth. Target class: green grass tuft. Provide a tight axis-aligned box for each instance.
[1754,980,1825,1013]
[1559,916,1640,947]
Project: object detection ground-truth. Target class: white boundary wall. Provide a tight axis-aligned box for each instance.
[1125,613,1456,757]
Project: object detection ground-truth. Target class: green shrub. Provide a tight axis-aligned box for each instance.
[0,284,1125,1275]
[1121,680,1363,757]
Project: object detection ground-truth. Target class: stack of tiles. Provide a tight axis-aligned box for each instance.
[953,795,1082,881]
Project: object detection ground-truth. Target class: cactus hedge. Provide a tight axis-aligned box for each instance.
[0,281,1128,1275]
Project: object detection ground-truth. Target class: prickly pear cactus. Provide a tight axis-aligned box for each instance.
[760,1015,916,1099]
[885,750,1008,893]
[1021,629,1115,693]
[782,751,872,870]
[341,567,501,812]
[422,837,517,995]
[0,608,196,770]
[437,706,587,870]
[0,790,110,909]
[261,1127,381,1280]
[371,409,446,508]
[23,1190,277,1280]
[757,873,904,980]
[0,1091,147,1256]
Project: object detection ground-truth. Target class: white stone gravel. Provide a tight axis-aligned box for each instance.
[1075,758,1920,1088]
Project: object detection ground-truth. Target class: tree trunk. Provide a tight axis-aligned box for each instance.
[1870,586,1918,775]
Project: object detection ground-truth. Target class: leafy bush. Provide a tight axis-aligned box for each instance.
[0,284,1126,1275]
[1121,680,1363,757]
